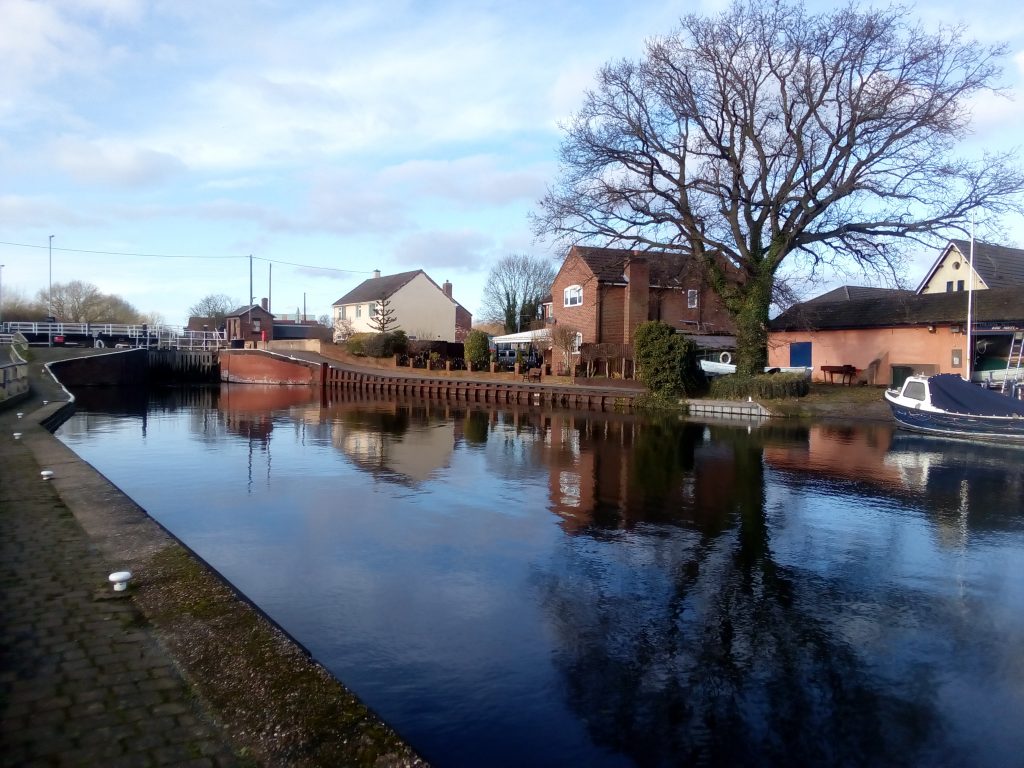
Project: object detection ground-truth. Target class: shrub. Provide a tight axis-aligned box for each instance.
[345,333,370,356]
[633,321,705,398]
[709,372,810,400]
[465,330,491,369]
[354,330,408,358]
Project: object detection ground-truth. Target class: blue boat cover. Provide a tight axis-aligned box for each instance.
[927,374,1024,417]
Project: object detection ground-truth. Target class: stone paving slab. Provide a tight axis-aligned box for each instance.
[1,349,428,767]
[0,407,240,767]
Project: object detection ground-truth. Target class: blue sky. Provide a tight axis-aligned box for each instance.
[1,0,1023,326]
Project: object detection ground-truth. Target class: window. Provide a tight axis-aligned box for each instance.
[946,281,954,292]
[369,302,378,317]
[903,381,927,401]
[355,305,362,318]
[564,285,583,307]
[687,289,698,309]
[573,332,583,353]
[339,306,347,320]
[252,318,261,332]
[957,280,965,291]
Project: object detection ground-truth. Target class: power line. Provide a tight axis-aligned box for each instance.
[0,240,374,274]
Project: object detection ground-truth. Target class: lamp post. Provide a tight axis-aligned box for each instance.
[48,235,54,347]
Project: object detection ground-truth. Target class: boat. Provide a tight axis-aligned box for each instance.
[883,373,1024,443]
[698,359,812,378]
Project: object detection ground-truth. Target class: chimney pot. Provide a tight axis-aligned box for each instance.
[373,269,381,279]
[443,280,453,297]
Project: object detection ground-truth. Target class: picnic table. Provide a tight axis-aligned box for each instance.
[820,364,857,385]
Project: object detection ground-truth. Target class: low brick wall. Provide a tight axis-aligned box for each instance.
[220,349,318,385]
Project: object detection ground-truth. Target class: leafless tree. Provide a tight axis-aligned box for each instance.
[551,323,581,381]
[370,293,399,334]
[333,315,355,342]
[188,294,238,325]
[534,1,1024,374]
[39,280,143,323]
[482,253,557,333]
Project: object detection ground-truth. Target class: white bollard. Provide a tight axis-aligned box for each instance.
[109,571,132,592]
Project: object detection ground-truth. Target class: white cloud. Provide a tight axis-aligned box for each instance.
[0,195,98,228]
[392,229,495,271]
[52,136,186,187]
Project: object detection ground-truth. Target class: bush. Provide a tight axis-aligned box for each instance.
[352,330,408,358]
[345,333,370,356]
[633,321,705,398]
[709,372,810,400]
[464,330,490,369]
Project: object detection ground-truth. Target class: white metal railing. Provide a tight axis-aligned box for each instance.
[0,321,229,350]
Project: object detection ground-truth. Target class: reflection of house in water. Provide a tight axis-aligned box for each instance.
[762,424,905,488]
[526,413,739,534]
[326,400,463,484]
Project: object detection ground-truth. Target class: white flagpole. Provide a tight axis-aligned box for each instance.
[966,217,976,382]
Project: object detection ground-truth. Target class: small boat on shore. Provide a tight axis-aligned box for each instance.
[884,373,1024,443]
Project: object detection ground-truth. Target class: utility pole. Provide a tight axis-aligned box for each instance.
[48,235,54,347]
[248,254,253,345]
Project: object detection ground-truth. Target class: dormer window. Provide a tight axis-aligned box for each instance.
[564,285,583,307]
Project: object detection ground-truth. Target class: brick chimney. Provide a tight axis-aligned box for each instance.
[443,280,453,298]
[623,257,649,343]
[260,297,269,311]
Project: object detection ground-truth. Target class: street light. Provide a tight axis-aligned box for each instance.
[48,235,53,347]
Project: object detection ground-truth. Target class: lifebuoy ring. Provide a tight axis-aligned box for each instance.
[94,338,105,348]
[719,351,732,364]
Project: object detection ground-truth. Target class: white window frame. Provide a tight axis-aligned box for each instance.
[369,302,378,317]
[573,332,583,353]
[687,289,698,309]
[355,305,362,318]
[339,306,347,320]
[564,285,583,307]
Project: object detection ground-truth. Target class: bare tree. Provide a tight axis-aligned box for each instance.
[370,293,399,334]
[534,1,1024,374]
[333,315,355,342]
[188,294,238,325]
[39,280,143,323]
[482,254,557,333]
[551,323,581,381]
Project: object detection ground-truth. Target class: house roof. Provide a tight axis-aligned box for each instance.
[568,245,701,286]
[918,240,1024,292]
[332,269,470,314]
[226,304,273,318]
[333,270,423,306]
[804,285,913,304]
[772,285,1024,331]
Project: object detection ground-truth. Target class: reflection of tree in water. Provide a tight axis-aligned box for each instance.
[537,428,947,767]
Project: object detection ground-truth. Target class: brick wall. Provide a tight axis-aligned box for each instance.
[550,249,738,344]
[551,253,599,341]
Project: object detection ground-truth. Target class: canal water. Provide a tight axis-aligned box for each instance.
[57,386,1024,767]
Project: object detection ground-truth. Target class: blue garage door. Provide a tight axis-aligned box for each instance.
[790,341,812,367]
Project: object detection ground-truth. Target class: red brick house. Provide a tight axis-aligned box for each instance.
[225,303,274,345]
[549,246,736,348]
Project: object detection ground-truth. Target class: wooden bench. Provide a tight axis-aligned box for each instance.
[820,364,857,385]
[524,367,542,382]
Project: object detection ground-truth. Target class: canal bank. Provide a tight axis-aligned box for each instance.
[0,348,426,767]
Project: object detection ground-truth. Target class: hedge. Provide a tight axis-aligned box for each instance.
[708,372,810,400]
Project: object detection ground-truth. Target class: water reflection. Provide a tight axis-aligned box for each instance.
[58,387,1024,768]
